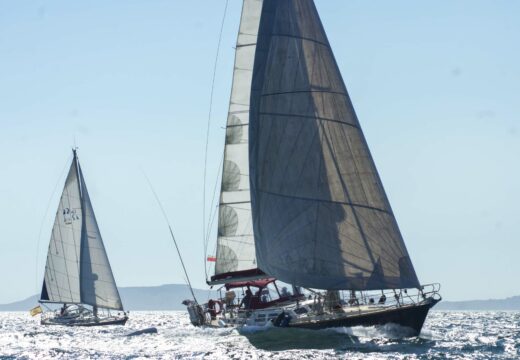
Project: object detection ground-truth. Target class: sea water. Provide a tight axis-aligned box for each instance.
[1,311,519,359]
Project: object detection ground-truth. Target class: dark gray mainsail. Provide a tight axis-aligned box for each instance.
[249,0,420,290]
[211,0,264,284]
[40,150,123,310]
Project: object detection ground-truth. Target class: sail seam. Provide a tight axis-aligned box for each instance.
[236,43,256,48]
[259,111,359,128]
[234,66,254,71]
[271,33,329,48]
[219,200,250,205]
[218,235,253,239]
[260,89,345,98]
[257,189,391,215]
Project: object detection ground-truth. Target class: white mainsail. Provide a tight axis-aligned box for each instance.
[41,151,123,310]
[40,160,83,304]
[249,0,421,290]
[211,0,264,284]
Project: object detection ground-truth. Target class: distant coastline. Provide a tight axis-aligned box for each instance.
[0,284,215,312]
[2,285,519,311]
[434,296,520,311]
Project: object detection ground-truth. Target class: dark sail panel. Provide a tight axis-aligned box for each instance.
[249,0,420,290]
[40,280,50,301]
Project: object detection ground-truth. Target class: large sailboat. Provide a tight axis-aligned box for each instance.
[185,0,440,336]
[37,149,128,326]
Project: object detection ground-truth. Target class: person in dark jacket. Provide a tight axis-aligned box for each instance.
[240,289,253,309]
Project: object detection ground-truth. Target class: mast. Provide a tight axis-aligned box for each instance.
[73,148,81,198]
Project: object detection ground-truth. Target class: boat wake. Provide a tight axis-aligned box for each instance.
[328,323,419,339]
[237,321,275,334]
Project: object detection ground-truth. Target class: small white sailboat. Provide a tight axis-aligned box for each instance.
[37,149,128,326]
[185,0,441,336]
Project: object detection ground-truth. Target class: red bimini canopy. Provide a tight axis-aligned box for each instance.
[224,278,276,290]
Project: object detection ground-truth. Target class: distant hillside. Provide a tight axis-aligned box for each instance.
[0,294,41,312]
[0,284,215,311]
[119,284,215,310]
[434,296,520,311]
[3,286,520,311]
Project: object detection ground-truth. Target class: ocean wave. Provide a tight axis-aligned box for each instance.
[0,311,518,359]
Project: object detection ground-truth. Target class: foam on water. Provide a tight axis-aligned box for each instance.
[1,311,519,359]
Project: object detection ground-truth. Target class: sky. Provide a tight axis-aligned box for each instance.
[0,0,518,304]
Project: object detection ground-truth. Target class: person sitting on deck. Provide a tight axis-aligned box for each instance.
[378,294,387,304]
[240,289,253,309]
[60,304,68,316]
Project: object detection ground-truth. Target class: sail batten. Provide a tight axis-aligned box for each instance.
[249,0,420,290]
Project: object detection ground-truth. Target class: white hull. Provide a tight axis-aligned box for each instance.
[41,314,128,327]
[40,305,128,327]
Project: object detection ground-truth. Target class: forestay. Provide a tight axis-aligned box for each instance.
[211,0,264,283]
[249,0,421,290]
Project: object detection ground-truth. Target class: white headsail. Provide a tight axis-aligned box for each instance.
[249,0,420,290]
[78,167,123,310]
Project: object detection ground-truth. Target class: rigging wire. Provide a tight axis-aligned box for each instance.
[203,150,225,277]
[143,172,198,304]
[202,0,230,282]
[35,152,73,295]
[204,151,224,245]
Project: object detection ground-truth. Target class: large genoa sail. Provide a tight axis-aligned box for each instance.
[78,166,123,310]
[249,0,420,290]
[41,151,123,310]
[210,0,265,284]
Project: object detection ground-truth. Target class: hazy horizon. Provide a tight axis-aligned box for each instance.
[1,0,519,304]
[2,281,520,308]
